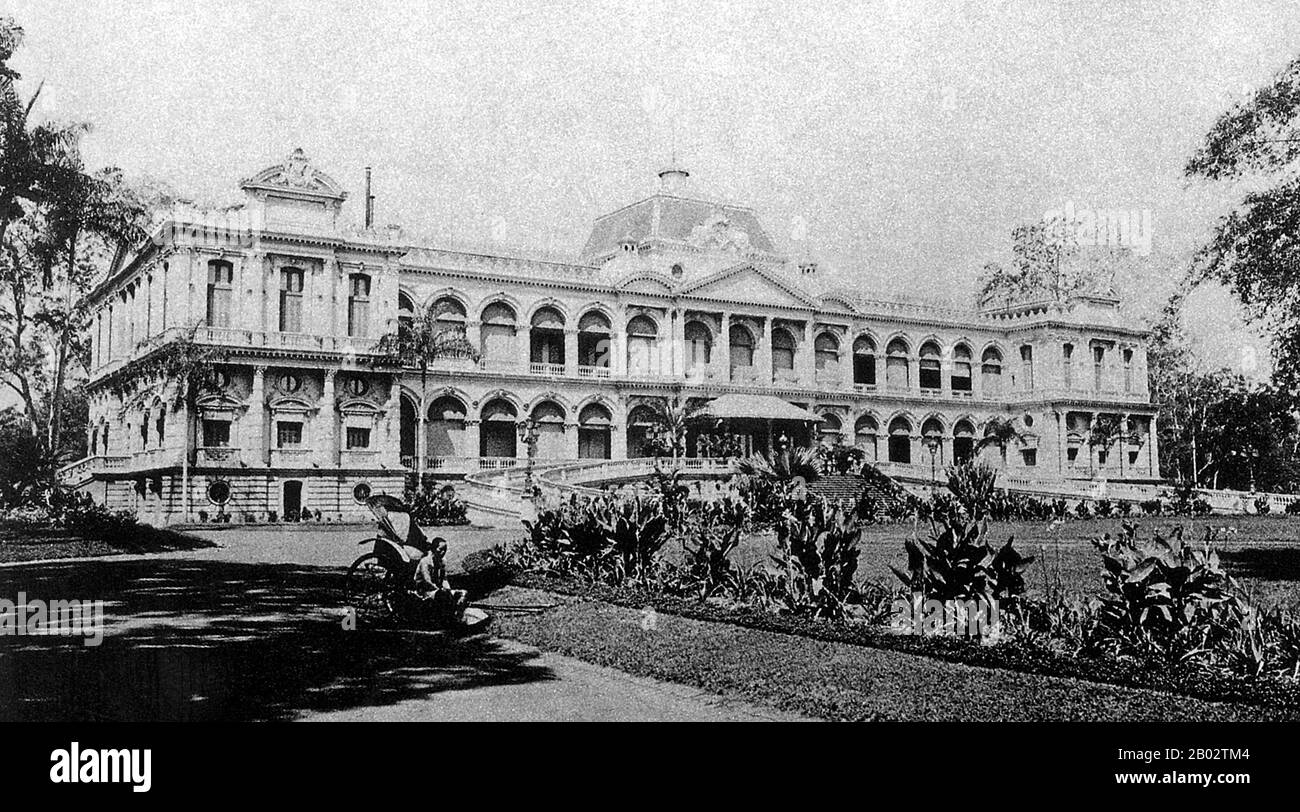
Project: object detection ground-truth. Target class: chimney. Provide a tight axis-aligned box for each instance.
[364,166,374,228]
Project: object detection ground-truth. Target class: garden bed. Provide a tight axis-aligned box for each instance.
[463,552,1300,713]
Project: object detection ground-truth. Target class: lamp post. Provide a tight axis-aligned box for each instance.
[923,435,941,495]
[517,418,539,497]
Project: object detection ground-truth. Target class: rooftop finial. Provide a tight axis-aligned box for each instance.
[657,157,690,194]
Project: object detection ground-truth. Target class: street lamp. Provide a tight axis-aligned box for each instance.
[923,435,941,495]
[517,418,540,497]
[1229,447,1260,493]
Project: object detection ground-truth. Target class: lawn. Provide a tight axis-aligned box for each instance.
[718,515,1300,611]
[0,521,216,563]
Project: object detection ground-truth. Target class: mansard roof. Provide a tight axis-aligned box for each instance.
[580,194,777,262]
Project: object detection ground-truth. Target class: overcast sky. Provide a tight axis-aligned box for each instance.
[8,0,1296,373]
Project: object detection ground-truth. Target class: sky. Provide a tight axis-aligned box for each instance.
[7,0,1296,374]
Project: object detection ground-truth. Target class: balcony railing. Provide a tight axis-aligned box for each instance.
[529,361,566,377]
[577,364,611,379]
[197,447,242,466]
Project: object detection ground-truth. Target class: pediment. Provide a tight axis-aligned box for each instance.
[682,265,813,308]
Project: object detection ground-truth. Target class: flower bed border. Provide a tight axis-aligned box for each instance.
[464,556,1300,711]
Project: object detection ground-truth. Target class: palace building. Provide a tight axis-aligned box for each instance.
[62,148,1159,523]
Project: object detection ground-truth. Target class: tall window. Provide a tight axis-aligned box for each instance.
[885,338,910,390]
[279,268,304,332]
[155,409,165,446]
[771,328,796,375]
[207,261,233,328]
[1019,344,1034,390]
[981,347,1003,396]
[918,341,942,390]
[1092,345,1105,391]
[729,324,755,371]
[814,333,839,372]
[398,292,416,330]
[951,344,973,392]
[347,273,371,337]
[1123,348,1133,393]
[853,336,876,385]
[1063,343,1074,388]
[684,322,712,374]
[626,315,659,376]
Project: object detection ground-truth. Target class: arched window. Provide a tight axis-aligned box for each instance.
[480,302,517,361]
[918,341,942,390]
[887,416,912,463]
[578,403,612,459]
[531,400,567,459]
[771,328,796,374]
[626,315,659,376]
[1019,344,1034,390]
[279,267,304,333]
[578,310,611,369]
[684,321,712,374]
[729,324,755,373]
[427,395,468,457]
[886,338,910,390]
[479,398,518,458]
[854,415,879,461]
[347,273,371,337]
[981,347,1003,396]
[817,412,843,445]
[953,419,976,464]
[626,403,661,458]
[921,417,945,464]
[815,332,839,372]
[952,344,973,392]
[432,297,467,334]
[206,260,233,328]
[398,292,416,330]
[530,306,566,366]
[853,335,876,386]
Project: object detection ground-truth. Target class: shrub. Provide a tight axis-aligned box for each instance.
[1090,523,1244,664]
[746,497,867,619]
[891,513,1035,617]
[1094,498,1114,518]
[1139,498,1164,516]
[1254,495,1272,515]
[406,483,471,527]
[945,461,998,520]
[1287,499,1300,515]
[1074,500,1093,520]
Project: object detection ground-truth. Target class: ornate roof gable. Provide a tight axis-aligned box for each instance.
[680,262,816,308]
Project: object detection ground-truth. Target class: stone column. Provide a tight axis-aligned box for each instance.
[798,321,813,385]
[716,312,731,381]
[564,328,579,376]
[1055,410,1065,476]
[612,309,628,377]
[671,308,685,378]
[247,365,266,466]
[566,420,581,460]
[755,317,772,384]
[1146,415,1160,479]
[322,370,338,468]
[466,320,482,363]
[465,419,481,463]
[611,397,628,459]
[518,325,532,368]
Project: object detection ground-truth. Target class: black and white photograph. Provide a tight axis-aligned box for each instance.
[1,0,1296,793]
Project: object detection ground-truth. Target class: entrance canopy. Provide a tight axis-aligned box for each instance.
[692,394,821,423]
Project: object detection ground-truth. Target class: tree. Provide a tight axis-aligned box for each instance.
[1086,414,1124,478]
[111,327,227,519]
[975,417,1023,466]
[0,16,150,483]
[648,399,691,461]
[372,303,477,475]
[1186,53,1300,401]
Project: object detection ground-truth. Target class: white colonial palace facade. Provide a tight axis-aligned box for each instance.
[63,149,1158,522]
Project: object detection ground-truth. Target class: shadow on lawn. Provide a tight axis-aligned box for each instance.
[0,558,554,721]
[1222,547,1300,582]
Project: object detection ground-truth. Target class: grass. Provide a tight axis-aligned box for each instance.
[0,521,215,563]
[489,585,1297,721]
[716,515,1300,611]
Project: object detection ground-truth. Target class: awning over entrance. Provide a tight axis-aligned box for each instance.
[692,394,821,423]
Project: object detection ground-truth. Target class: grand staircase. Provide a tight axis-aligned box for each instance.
[806,472,910,512]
